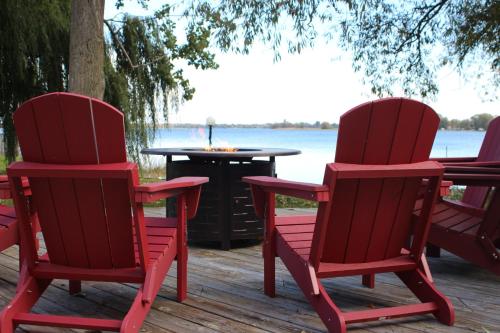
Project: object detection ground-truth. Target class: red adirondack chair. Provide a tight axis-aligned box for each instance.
[0,176,17,252]
[244,98,454,332]
[421,116,500,275]
[0,92,208,332]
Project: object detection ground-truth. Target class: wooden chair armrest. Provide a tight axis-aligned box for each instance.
[331,161,444,179]
[430,157,477,163]
[243,176,330,202]
[0,176,30,199]
[135,177,208,193]
[134,177,208,203]
[443,173,500,187]
[445,163,500,172]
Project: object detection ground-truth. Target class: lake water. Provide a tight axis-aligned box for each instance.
[149,128,485,183]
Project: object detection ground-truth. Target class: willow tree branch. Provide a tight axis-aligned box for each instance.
[395,0,449,53]
[103,19,136,69]
[104,19,171,70]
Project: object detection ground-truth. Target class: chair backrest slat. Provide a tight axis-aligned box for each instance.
[14,93,136,269]
[313,98,439,264]
[462,117,500,207]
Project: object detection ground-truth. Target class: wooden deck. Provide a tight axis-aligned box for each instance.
[0,207,498,333]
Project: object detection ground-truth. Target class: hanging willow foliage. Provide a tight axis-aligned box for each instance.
[0,1,218,162]
[0,0,70,162]
[104,5,218,160]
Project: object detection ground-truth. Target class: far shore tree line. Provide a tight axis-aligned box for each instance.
[167,113,497,131]
[439,113,496,130]
[161,121,339,129]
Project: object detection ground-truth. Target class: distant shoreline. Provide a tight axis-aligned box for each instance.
[156,125,485,132]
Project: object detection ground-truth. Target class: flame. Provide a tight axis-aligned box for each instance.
[203,146,238,152]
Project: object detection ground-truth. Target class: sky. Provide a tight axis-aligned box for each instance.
[105,2,498,125]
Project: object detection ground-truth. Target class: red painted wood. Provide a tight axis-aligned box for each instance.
[58,93,99,163]
[29,94,70,163]
[177,194,187,301]
[362,274,375,288]
[322,179,358,262]
[0,275,51,333]
[360,98,401,164]
[92,96,134,269]
[332,161,443,178]
[243,98,452,332]
[397,269,454,325]
[411,177,443,260]
[8,177,38,269]
[29,178,68,265]
[410,103,440,162]
[309,165,337,268]
[317,255,417,277]
[243,176,329,201]
[344,180,382,262]
[428,213,500,275]
[0,206,16,219]
[64,94,134,269]
[423,165,500,275]
[389,101,428,163]
[75,179,114,268]
[322,100,440,265]
[479,190,500,238]
[14,100,44,161]
[366,179,405,261]
[463,117,500,206]
[91,98,127,163]
[385,180,421,258]
[450,218,482,233]
[2,92,208,332]
[48,180,89,267]
[135,177,208,204]
[13,313,122,331]
[0,210,17,252]
[8,161,136,177]
[280,232,313,242]
[334,101,371,163]
[276,224,315,233]
[343,302,438,324]
[275,214,316,226]
[435,213,474,229]
[264,191,276,297]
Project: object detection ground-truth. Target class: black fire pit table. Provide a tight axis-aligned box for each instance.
[141,147,300,250]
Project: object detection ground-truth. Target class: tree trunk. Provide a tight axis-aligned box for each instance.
[68,0,105,99]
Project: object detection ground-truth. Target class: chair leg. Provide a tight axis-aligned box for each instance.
[0,276,51,333]
[16,254,29,293]
[69,280,82,295]
[419,254,434,283]
[263,241,276,297]
[177,245,188,302]
[426,243,441,257]
[307,284,347,333]
[362,274,375,288]
[396,269,454,325]
[121,290,152,333]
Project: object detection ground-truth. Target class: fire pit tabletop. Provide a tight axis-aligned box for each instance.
[142,147,301,159]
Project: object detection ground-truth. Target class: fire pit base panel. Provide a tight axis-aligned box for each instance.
[166,159,274,250]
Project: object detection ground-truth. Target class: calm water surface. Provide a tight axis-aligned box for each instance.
[150,128,485,183]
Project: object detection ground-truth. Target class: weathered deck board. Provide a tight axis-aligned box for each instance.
[0,207,497,333]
